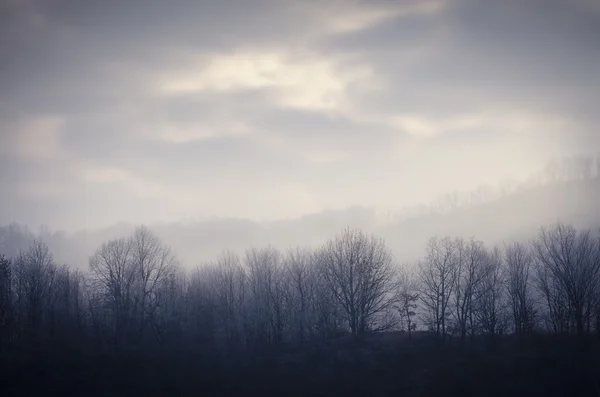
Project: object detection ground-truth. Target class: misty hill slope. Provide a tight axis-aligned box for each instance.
[2,178,599,270]
[378,177,600,262]
[110,177,600,267]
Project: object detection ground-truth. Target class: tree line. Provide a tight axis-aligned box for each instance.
[0,222,599,362]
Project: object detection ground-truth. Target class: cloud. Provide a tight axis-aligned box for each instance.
[321,0,600,122]
[156,50,374,115]
[149,120,253,144]
[1,115,65,160]
[1,0,600,230]
[75,165,174,198]
[389,110,569,138]
[307,0,447,36]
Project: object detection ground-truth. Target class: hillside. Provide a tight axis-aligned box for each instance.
[1,177,599,269]
[378,176,600,262]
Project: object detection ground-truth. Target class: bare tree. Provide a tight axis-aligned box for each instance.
[318,228,395,337]
[186,264,218,354]
[283,247,318,344]
[45,264,86,343]
[418,236,457,338]
[452,238,487,340]
[595,232,600,335]
[0,254,12,350]
[88,227,178,347]
[476,247,508,337]
[209,250,247,355]
[505,242,536,333]
[533,223,600,335]
[12,240,57,342]
[129,226,178,341]
[89,237,136,347]
[535,262,570,333]
[395,265,419,338]
[245,246,286,346]
[148,263,187,350]
[312,251,342,338]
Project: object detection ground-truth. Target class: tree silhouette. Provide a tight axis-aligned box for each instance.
[318,228,395,337]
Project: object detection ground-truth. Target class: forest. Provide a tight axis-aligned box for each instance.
[3,0,600,393]
[1,219,600,396]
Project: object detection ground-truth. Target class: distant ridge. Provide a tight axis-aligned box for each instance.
[1,176,599,270]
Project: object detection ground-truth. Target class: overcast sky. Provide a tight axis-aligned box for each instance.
[1,0,599,231]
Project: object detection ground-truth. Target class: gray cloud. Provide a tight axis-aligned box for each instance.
[1,0,599,231]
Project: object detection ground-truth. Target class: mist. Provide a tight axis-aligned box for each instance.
[2,0,600,396]
[1,156,598,271]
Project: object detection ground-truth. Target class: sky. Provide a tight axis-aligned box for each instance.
[1,0,600,232]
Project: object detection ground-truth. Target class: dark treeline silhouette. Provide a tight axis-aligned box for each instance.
[1,221,600,396]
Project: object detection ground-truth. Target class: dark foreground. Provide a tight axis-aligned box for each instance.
[1,334,599,397]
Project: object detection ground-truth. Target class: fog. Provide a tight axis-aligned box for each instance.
[3,1,600,396]
[0,157,598,270]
